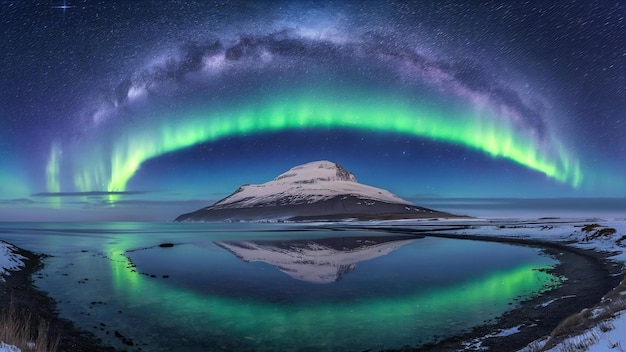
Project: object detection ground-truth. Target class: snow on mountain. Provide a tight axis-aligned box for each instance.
[211,160,411,209]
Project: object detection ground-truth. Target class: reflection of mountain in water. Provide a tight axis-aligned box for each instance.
[215,235,417,284]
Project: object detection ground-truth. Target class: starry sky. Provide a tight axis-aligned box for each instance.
[0,0,624,221]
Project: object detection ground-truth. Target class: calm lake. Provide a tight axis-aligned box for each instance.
[0,222,562,351]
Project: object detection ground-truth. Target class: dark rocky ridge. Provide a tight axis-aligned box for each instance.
[176,195,454,222]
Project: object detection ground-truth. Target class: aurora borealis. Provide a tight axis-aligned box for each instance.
[1,1,624,220]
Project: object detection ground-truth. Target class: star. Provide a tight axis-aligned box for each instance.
[51,0,74,18]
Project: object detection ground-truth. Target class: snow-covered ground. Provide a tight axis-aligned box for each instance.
[385,217,626,352]
[0,243,27,352]
[0,342,21,352]
[0,241,25,281]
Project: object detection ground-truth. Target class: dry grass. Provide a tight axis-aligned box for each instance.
[582,226,618,242]
[607,338,624,351]
[558,330,600,352]
[538,275,626,351]
[581,224,601,233]
[526,339,547,352]
[0,304,58,352]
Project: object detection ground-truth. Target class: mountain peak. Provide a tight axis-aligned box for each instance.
[211,160,408,208]
[273,160,357,183]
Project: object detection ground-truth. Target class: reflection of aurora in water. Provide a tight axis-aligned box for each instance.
[110,232,560,351]
[1,223,562,351]
[108,261,558,351]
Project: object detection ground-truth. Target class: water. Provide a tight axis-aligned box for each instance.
[0,222,562,351]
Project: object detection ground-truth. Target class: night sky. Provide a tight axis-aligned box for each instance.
[1,1,624,221]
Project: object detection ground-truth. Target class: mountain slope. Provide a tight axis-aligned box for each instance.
[175,160,455,222]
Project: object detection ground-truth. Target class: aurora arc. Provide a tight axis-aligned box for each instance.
[47,141,61,193]
[61,94,582,195]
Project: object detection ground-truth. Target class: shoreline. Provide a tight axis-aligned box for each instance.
[339,222,625,351]
[395,231,624,351]
[1,222,624,352]
[0,244,115,352]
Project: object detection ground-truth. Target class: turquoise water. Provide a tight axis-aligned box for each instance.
[0,223,561,351]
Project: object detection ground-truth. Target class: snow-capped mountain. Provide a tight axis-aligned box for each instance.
[175,160,454,222]
[215,236,417,283]
[212,160,409,208]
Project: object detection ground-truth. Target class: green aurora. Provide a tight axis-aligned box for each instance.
[54,93,582,198]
